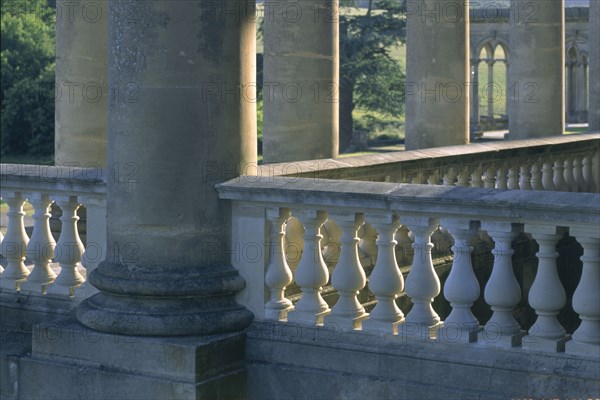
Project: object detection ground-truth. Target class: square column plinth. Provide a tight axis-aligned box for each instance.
[19,319,247,400]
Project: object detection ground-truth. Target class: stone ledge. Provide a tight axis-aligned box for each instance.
[245,320,600,399]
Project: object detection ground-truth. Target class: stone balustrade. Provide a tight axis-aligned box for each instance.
[257,134,600,193]
[218,176,600,355]
[0,164,106,300]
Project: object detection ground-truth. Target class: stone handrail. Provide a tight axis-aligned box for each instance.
[217,176,600,355]
[0,164,107,299]
[257,134,600,192]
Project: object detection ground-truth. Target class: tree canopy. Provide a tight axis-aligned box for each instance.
[1,0,55,156]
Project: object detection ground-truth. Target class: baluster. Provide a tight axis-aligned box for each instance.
[0,192,30,290]
[519,164,532,190]
[582,154,596,193]
[400,216,441,339]
[264,207,294,321]
[530,161,544,191]
[20,193,56,294]
[438,219,482,343]
[483,166,496,189]
[507,166,519,190]
[287,209,330,325]
[470,165,483,188]
[456,166,470,187]
[566,226,600,354]
[328,212,368,330]
[426,172,438,186]
[495,165,508,190]
[442,166,457,186]
[522,225,568,352]
[541,159,557,191]
[553,158,569,191]
[478,221,524,347]
[47,196,85,296]
[411,171,424,184]
[563,158,578,192]
[362,214,403,334]
[573,155,587,192]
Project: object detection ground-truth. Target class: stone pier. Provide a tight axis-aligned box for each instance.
[262,0,339,163]
[54,0,108,166]
[19,1,257,398]
[508,0,565,139]
[405,0,470,150]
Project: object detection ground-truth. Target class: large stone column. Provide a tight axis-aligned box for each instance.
[405,0,469,150]
[77,0,256,336]
[55,0,108,166]
[589,0,600,131]
[508,0,564,139]
[262,0,339,163]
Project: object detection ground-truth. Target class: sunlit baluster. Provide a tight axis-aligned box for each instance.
[582,154,596,193]
[47,196,85,296]
[470,166,483,188]
[401,216,441,339]
[0,192,29,290]
[553,158,569,191]
[20,193,56,294]
[287,209,330,325]
[264,207,294,321]
[573,155,587,192]
[566,226,600,355]
[522,225,568,352]
[530,161,544,190]
[479,221,524,347]
[519,164,532,190]
[456,166,470,187]
[362,214,403,334]
[328,212,368,330]
[507,166,519,190]
[411,171,424,184]
[495,165,508,190]
[442,167,457,186]
[426,172,438,186]
[483,166,496,189]
[438,219,481,343]
[563,158,578,192]
[541,159,557,191]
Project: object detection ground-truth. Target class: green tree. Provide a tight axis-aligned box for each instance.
[1,0,55,156]
[339,0,405,151]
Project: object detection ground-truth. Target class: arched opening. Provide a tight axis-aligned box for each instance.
[475,41,508,131]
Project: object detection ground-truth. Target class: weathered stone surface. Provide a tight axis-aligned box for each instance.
[405,0,469,149]
[508,0,564,139]
[589,0,600,131]
[245,320,600,399]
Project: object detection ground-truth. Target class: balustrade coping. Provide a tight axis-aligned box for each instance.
[255,133,599,180]
[217,176,600,227]
[0,163,106,197]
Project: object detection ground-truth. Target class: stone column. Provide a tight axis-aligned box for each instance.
[405,0,469,150]
[589,0,600,131]
[470,60,480,138]
[77,0,256,336]
[262,0,339,163]
[55,0,108,166]
[487,60,495,119]
[508,0,564,139]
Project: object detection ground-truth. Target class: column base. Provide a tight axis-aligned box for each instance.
[478,330,526,348]
[287,309,331,326]
[21,319,246,400]
[362,317,404,335]
[76,262,253,336]
[565,340,600,357]
[398,321,443,342]
[325,313,369,331]
[522,334,570,353]
[437,325,483,344]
